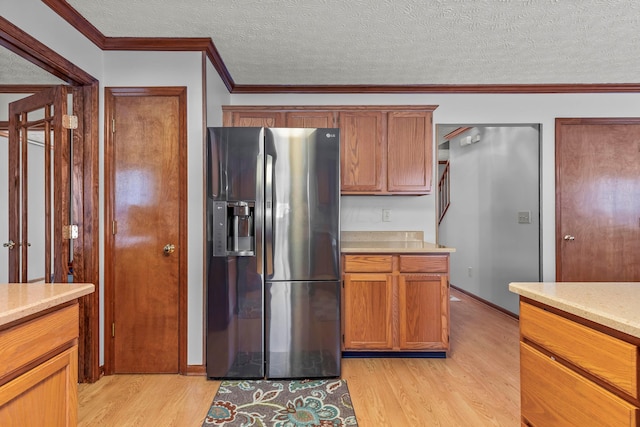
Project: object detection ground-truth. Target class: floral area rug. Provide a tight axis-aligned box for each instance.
[202,379,358,427]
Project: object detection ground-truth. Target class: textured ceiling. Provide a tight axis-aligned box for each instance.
[4,0,640,86]
[0,47,66,85]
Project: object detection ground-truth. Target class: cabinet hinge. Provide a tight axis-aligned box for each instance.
[112,220,117,235]
[62,114,78,129]
[342,334,345,344]
[112,117,116,133]
[112,322,115,337]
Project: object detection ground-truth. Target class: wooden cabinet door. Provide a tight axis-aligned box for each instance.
[0,346,78,426]
[339,111,385,193]
[387,111,433,193]
[224,111,285,127]
[398,274,449,350]
[286,111,335,128]
[520,342,638,427]
[343,273,393,349]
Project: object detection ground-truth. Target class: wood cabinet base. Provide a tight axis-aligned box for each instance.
[342,253,450,353]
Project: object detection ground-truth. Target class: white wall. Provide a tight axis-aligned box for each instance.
[4,1,226,365]
[438,126,540,314]
[229,92,640,285]
[103,50,207,365]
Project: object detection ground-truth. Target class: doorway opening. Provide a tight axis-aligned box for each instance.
[435,124,542,315]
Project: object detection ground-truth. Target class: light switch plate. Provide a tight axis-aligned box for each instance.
[518,211,531,224]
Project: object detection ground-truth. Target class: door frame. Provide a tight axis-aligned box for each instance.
[104,86,188,375]
[1,17,100,382]
[555,117,640,281]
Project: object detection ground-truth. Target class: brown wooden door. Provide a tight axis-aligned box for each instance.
[343,273,393,350]
[7,86,70,283]
[105,87,187,374]
[556,118,640,282]
[387,111,432,194]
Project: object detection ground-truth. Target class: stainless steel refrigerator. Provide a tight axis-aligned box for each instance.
[206,127,341,379]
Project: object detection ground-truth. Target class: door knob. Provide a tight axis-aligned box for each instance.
[563,235,575,241]
[163,243,175,255]
[3,240,16,250]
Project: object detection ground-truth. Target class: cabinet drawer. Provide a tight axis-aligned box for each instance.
[0,304,78,381]
[520,302,638,399]
[399,255,448,273]
[343,255,393,273]
[521,342,638,427]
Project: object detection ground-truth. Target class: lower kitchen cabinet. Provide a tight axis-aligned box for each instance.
[0,302,80,426]
[343,272,393,349]
[518,300,640,426]
[399,274,449,349]
[342,253,450,353]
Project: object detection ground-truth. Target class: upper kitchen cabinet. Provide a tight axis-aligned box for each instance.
[286,111,336,128]
[222,107,335,128]
[222,109,285,127]
[339,111,385,193]
[386,111,433,194]
[221,105,438,195]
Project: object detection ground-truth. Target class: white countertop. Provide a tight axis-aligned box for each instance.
[509,282,640,339]
[0,283,95,327]
[341,231,455,254]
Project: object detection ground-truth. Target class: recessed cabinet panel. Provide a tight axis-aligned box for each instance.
[339,111,385,192]
[387,112,432,193]
[343,273,393,349]
[399,274,448,349]
[286,111,335,128]
[343,255,393,273]
[224,111,284,127]
[399,255,448,273]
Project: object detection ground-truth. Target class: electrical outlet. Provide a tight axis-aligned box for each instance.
[382,209,391,222]
[468,267,472,277]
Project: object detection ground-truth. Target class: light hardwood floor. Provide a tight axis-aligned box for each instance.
[78,289,520,426]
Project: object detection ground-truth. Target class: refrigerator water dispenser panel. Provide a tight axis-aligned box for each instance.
[212,200,255,256]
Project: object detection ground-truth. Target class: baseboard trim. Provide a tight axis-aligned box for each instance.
[186,364,206,375]
[342,351,446,358]
[450,284,519,320]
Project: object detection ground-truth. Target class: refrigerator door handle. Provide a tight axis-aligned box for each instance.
[255,153,264,274]
[265,154,274,277]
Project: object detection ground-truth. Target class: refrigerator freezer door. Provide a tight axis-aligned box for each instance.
[265,128,340,282]
[206,256,264,379]
[265,280,341,379]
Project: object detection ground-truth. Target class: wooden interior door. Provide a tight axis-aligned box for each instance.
[7,86,70,283]
[556,118,640,281]
[105,87,187,374]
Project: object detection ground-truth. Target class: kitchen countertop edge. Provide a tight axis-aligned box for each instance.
[0,283,95,327]
[509,281,640,339]
[341,241,455,254]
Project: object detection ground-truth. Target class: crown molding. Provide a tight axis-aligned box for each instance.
[230,83,640,94]
[39,1,640,95]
